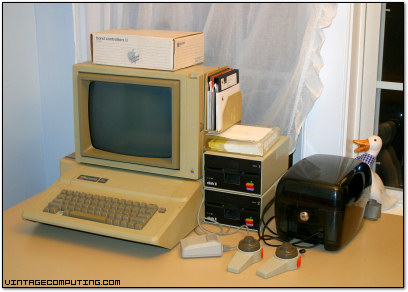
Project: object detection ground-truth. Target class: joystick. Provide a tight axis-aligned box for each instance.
[256,243,301,278]
[227,236,263,274]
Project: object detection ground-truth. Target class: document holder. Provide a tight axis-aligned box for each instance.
[204,66,242,133]
[216,90,242,132]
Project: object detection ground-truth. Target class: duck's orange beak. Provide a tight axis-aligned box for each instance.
[353,139,370,153]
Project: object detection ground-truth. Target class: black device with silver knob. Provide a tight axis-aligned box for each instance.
[275,154,372,251]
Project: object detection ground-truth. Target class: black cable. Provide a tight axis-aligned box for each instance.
[258,201,286,247]
[260,214,286,247]
[258,197,322,250]
[261,197,277,235]
[292,231,322,249]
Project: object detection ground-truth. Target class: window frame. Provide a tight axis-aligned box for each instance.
[348,3,403,198]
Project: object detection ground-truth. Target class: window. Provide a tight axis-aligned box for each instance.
[374,3,404,189]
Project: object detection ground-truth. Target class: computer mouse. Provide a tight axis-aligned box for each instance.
[180,234,223,258]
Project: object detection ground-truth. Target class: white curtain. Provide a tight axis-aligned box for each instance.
[73,3,337,154]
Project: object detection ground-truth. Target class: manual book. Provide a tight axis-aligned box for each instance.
[205,125,281,156]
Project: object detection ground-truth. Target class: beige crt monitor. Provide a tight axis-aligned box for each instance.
[73,62,226,180]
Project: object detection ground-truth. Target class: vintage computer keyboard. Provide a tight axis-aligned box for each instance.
[22,156,202,249]
[43,189,166,230]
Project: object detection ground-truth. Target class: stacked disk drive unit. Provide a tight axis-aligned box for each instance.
[203,136,289,231]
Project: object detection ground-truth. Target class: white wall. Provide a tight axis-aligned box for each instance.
[3,3,75,210]
[3,4,46,210]
[34,4,76,186]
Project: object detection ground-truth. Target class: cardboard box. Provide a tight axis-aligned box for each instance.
[91,29,204,71]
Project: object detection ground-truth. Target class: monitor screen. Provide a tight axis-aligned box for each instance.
[89,81,172,158]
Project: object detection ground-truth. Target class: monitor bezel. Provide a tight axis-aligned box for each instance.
[73,63,223,179]
[76,73,180,170]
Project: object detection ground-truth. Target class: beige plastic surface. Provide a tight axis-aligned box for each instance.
[217,91,242,132]
[257,254,299,279]
[227,248,262,274]
[22,160,202,249]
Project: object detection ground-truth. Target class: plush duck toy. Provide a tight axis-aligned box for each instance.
[353,135,398,211]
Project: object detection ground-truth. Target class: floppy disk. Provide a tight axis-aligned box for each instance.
[212,69,239,91]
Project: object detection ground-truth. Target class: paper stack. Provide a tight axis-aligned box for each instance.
[204,125,281,156]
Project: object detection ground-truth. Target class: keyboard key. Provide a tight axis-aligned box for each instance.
[64,210,107,223]
[145,209,155,217]
[147,204,158,211]
[138,213,150,219]
[43,190,159,231]
[130,216,147,225]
